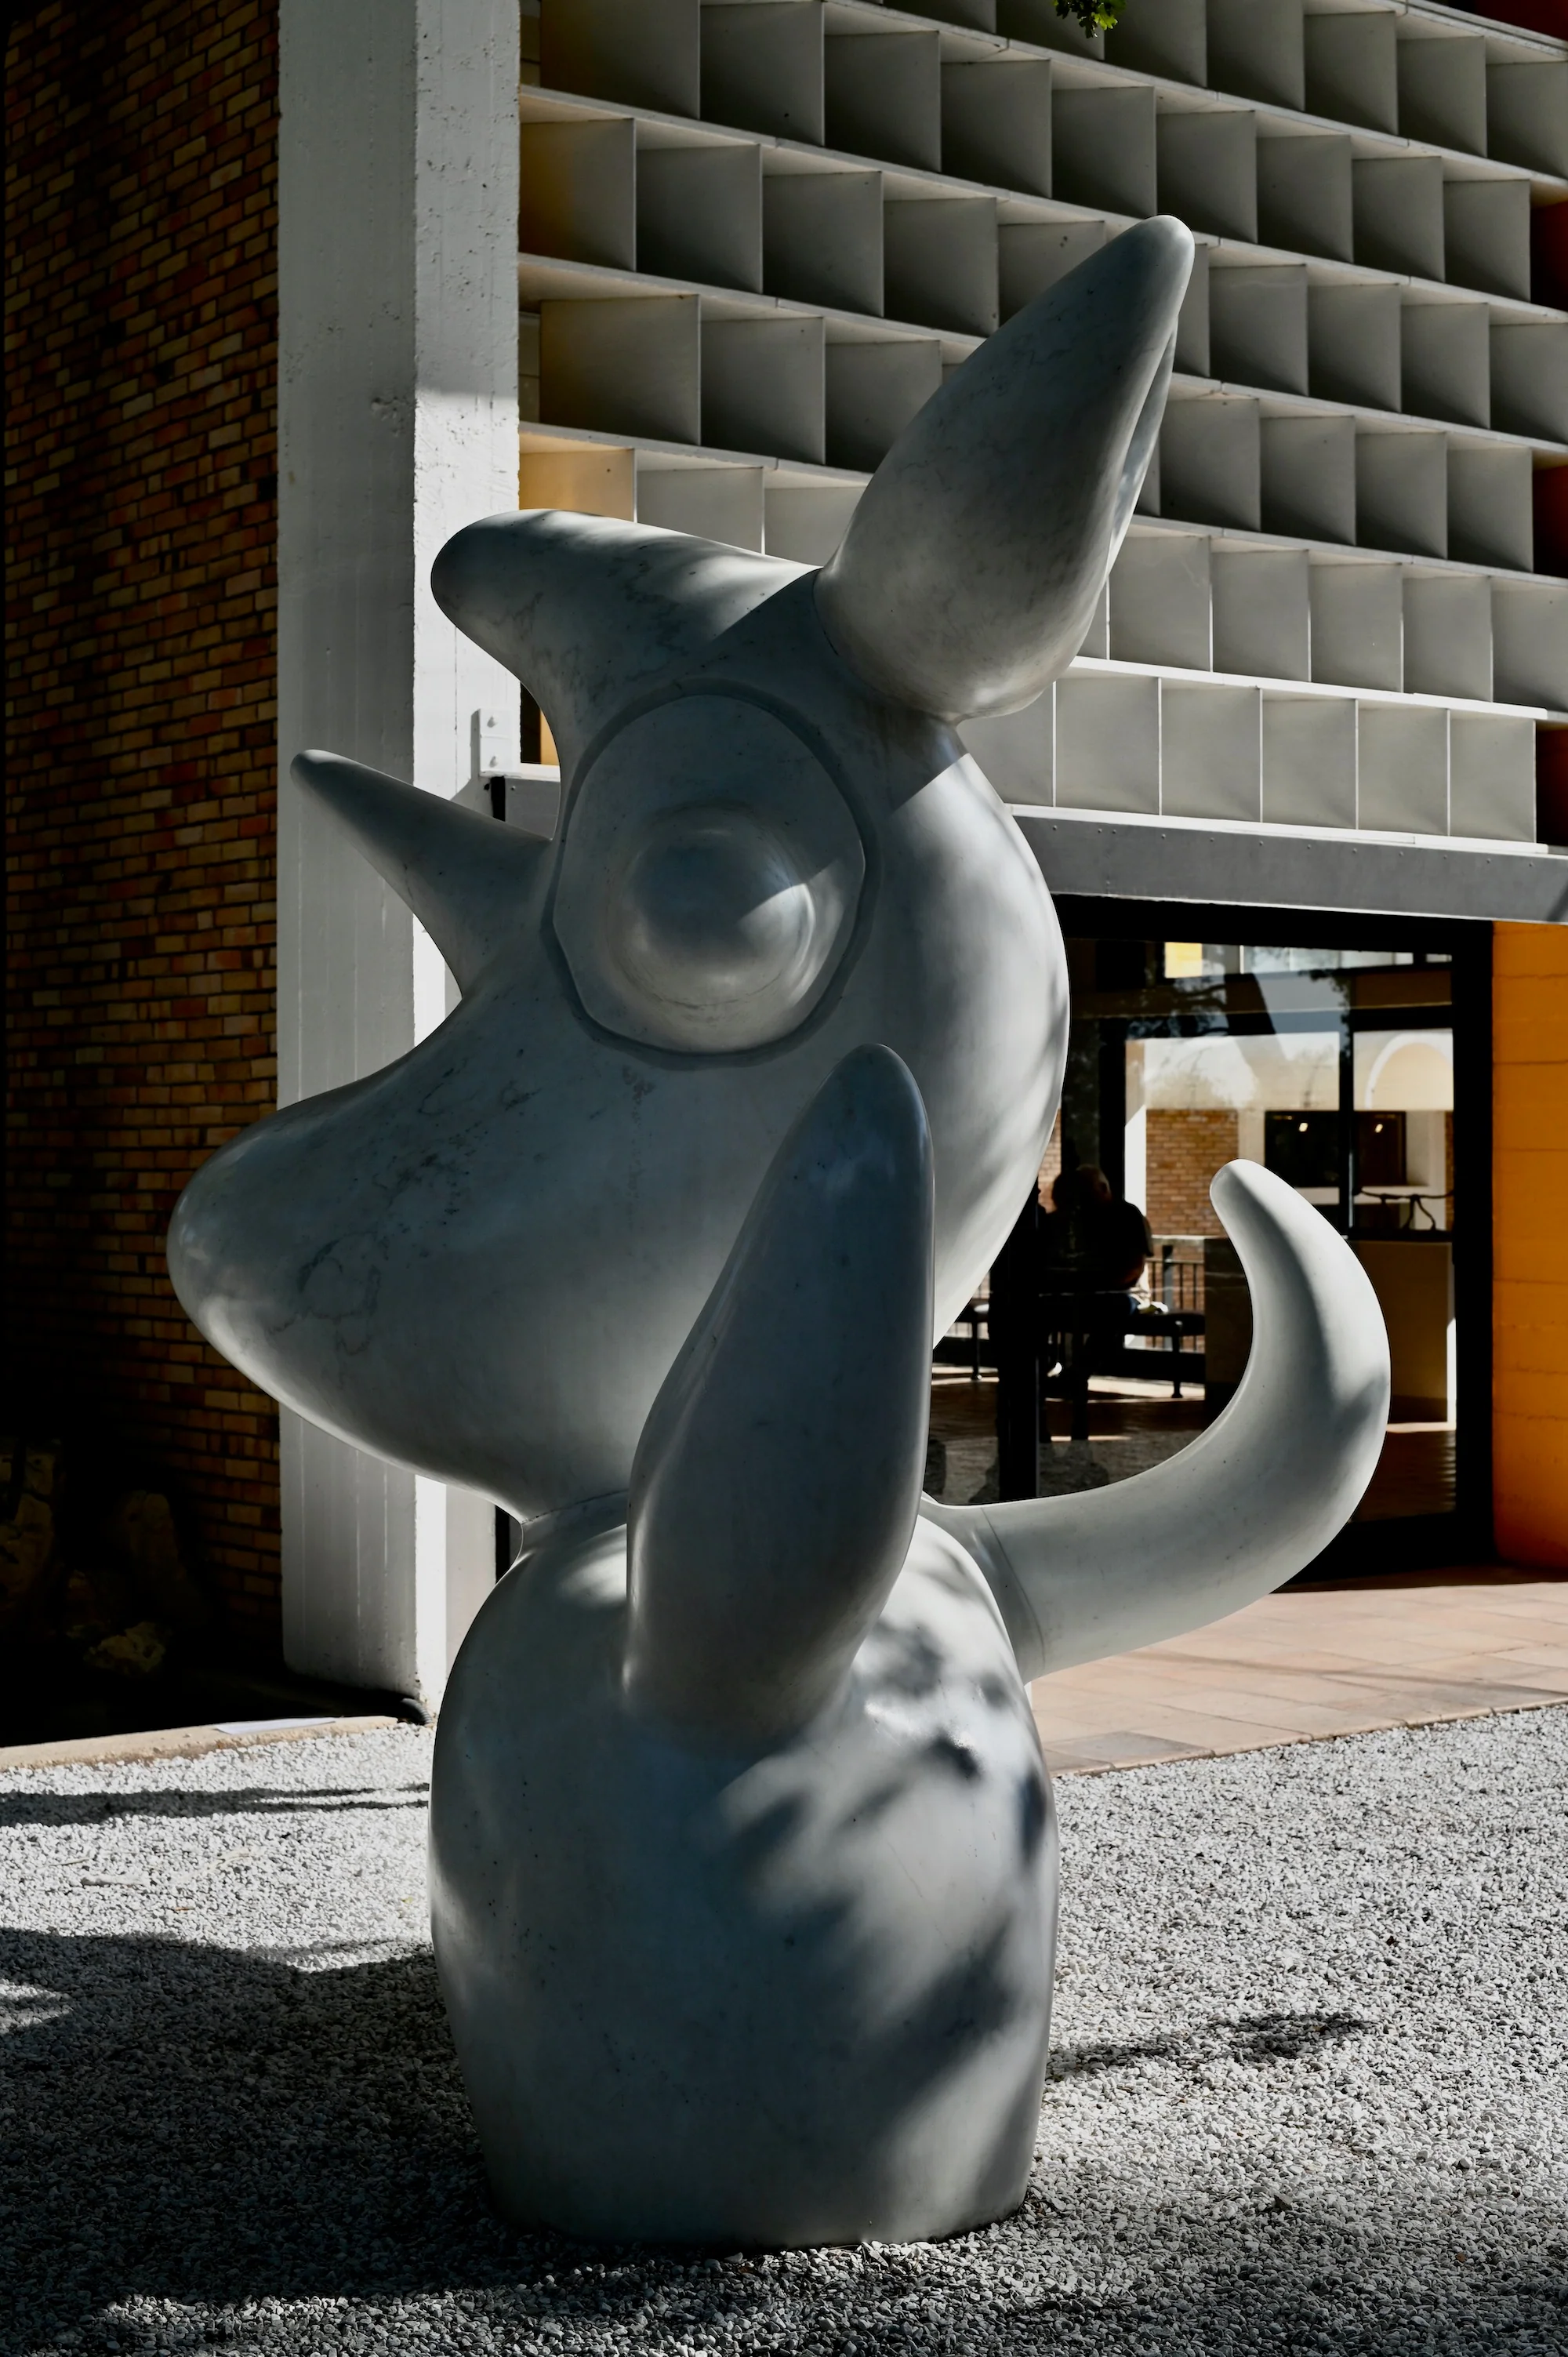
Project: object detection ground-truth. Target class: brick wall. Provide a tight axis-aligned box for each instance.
[1144,1109,1240,1238]
[5,1,281,1640]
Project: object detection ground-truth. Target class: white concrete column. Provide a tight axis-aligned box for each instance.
[278,0,520,1699]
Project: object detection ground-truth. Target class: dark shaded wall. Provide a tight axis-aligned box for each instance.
[5,0,282,1641]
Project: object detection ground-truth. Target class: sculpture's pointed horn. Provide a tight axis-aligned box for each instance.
[291,751,545,992]
[815,216,1192,721]
[430,511,802,777]
[930,1162,1390,1681]
[624,1045,935,1745]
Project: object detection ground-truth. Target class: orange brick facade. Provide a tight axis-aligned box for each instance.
[5,1,282,1638]
[1144,1110,1240,1238]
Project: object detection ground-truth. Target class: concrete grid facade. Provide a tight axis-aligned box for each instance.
[6,0,1568,1694]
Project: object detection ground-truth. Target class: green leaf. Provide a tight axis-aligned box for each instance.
[1054,0,1124,31]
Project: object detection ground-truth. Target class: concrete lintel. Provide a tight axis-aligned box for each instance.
[1017,807,1568,925]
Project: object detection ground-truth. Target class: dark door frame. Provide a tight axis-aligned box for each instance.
[1051,895,1494,1573]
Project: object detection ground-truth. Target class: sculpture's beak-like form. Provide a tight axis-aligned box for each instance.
[930,1161,1392,1680]
[625,1044,935,1746]
[816,215,1193,720]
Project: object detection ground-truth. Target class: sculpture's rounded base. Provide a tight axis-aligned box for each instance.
[477,2168,1036,2253]
[430,1519,1058,2269]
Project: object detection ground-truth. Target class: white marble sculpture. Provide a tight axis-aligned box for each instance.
[169,220,1390,2247]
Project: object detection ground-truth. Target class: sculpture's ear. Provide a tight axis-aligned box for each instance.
[291,752,546,992]
[624,1045,934,1747]
[815,215,1192,721]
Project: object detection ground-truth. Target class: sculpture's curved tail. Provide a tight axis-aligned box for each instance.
[929,1163,1390,1681]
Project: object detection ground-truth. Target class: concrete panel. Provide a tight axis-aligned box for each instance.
[1397,31,1487,158]
[1308,281,1401,414]
[884,194,998,336]
[824,336,942,472]
[1305,10,1398,136]
[702,3,823,143]
[960,695,1056,808]
[1257,130,1352,263]
[764,164,884,317]
[1054,673,1160,813]
[278,0,522,1697]
[1157,107,1258,245]
[764,481,863,565]
[1161,685,1261,823]
[1210,264,1308,397]
[941,57,1051,196]
[1445,176,1531,302]
[1052,85,1156,219]
[1356,702,1450,836]
[1400,300,1490,430]
[1311,562,1403,693]
[543,0,699,116]
[637,134,763,293]
[1210,0,1305,112]
[1448,442,1534,573]
[825,27,942,172]
[1160,394,1261,532]
[1490,321,1568,446]
[1353,156,1445,284]
[541,296,702,445]
[702,314,826,464]
[999,217,1105,321]
[637,462,767,550]
[1261,693,1357,830]
[1356,430,1449,561]
[520,118,636,269]
[1109,530,1212,672]
[1450,712,1537,843]
[1403,572,1493,705]
[1214,546,1311,683]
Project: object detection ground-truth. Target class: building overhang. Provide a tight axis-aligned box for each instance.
[1018,806,1568,927]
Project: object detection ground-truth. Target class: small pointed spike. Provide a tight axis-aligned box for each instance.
[930,1162,1390,1680]
[291,751,543,992]
[816,216,1193,721]
[625,1046,935,1745]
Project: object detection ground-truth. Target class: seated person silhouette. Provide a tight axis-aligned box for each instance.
[1038,1164,1153,1446]
[1040,1162,1152,1296]
[991,1162,1153,1494]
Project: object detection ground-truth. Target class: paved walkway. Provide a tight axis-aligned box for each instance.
[4,1582,1564,1778]
[1033,1572,1568,1774]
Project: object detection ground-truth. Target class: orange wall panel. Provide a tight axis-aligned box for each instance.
[1494,922,1568,1567]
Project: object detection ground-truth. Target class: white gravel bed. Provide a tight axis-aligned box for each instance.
[3,1709,1564,2357]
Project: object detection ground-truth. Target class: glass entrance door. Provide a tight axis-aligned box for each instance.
[927,917,1485,1566]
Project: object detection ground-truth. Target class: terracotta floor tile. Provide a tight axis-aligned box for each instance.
[1029,1577,1568,1773]
[1489,1646,1568,1676]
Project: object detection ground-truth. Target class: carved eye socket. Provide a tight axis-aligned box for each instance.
[552,696,866,1055]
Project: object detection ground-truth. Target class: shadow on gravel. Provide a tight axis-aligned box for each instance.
[0,1785,430,1831]
[5,1927,1564,2357]
[1050,2010,1370,2079]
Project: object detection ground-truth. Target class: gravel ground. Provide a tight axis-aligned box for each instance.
[3,1709,1565,2357]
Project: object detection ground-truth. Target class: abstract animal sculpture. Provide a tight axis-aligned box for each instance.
[169,219,1390,2247]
